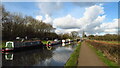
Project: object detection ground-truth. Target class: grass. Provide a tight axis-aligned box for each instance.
[0,42,6,48]
[41,41,47,44]
[86,42,119,68]
[41,40,53,44]
[0,46,2,48]
[65,42,81,66]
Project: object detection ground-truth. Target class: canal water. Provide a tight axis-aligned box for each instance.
[2,42,78,66]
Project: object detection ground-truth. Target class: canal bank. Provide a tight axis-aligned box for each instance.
[65,42,81,66]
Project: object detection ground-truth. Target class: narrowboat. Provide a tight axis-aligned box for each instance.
[2,40,44,52]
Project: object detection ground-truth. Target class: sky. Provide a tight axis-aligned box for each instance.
[2,2,119,36]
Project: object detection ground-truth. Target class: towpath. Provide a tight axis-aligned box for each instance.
[78,41,106,66]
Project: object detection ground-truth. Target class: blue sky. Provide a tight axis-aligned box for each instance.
[102,2,118,22]
[2,2,118,20]
[2,2,39,17]
[2,2,119,35]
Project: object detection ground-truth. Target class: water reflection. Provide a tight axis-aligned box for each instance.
[62,43,65,46]
[68,41,71,44]
[62,41,72,46]
[5,53,13,60]
[2,49,53,66]
[2,42,77,66]
[46,46,52,50]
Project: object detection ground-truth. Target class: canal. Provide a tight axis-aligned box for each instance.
[2,42,78,66]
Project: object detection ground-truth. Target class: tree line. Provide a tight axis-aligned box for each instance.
[2,6,78,41]
[2,6,59,41]
[87,34,118,41]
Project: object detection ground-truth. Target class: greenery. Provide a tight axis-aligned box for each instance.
[88,34,118,41]
[2,6,77,41]
[86,42,119,68]
[2,5,81,41]
[0,42,6,48]
[65,42,81,66]
[42,41,47,44]
[2,5,60,41]
[41,40,53,44]
[71,31,79,39]
[0,46,2,48]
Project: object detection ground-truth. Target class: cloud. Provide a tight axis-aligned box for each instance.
[35,4,118,35]
[99,19,118,33]
[35,14,53,25]
[2,0,119,2]
[37,2,63,15]
[36,2,99,16]
[53,4,106,34]
[83,5,104,22]
[55,28,80,34]
[83,15,106,34]
[73,2,96,7]
[35,15,43,21]
[43,14,53,24]
[53,14,80,29]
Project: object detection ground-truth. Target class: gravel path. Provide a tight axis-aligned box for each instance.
[78,41,106,66]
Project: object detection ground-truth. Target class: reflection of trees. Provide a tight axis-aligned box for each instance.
[2,49,53,66]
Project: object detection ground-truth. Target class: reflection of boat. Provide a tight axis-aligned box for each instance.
[62,43,65,46]
[2,42,77,66]
[2,40,44,52]
[46,40,62,46]
[5,53,13,60]
[61,39,73,46]
[46,46,52,50]
[2,48,53,66]
[68,41,71,44]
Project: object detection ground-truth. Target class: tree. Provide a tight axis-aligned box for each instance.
[88,35,94,39]
[2,6,58,40]
[71,31,79,39]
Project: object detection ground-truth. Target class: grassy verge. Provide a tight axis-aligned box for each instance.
[42,40,53,44]
[42,41,47,44]
[0,45,2,48]
[0,42,6,48]
[65,42,81,66]
[86,42,119,68]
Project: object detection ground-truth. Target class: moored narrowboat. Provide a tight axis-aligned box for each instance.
[2,40,44,52]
